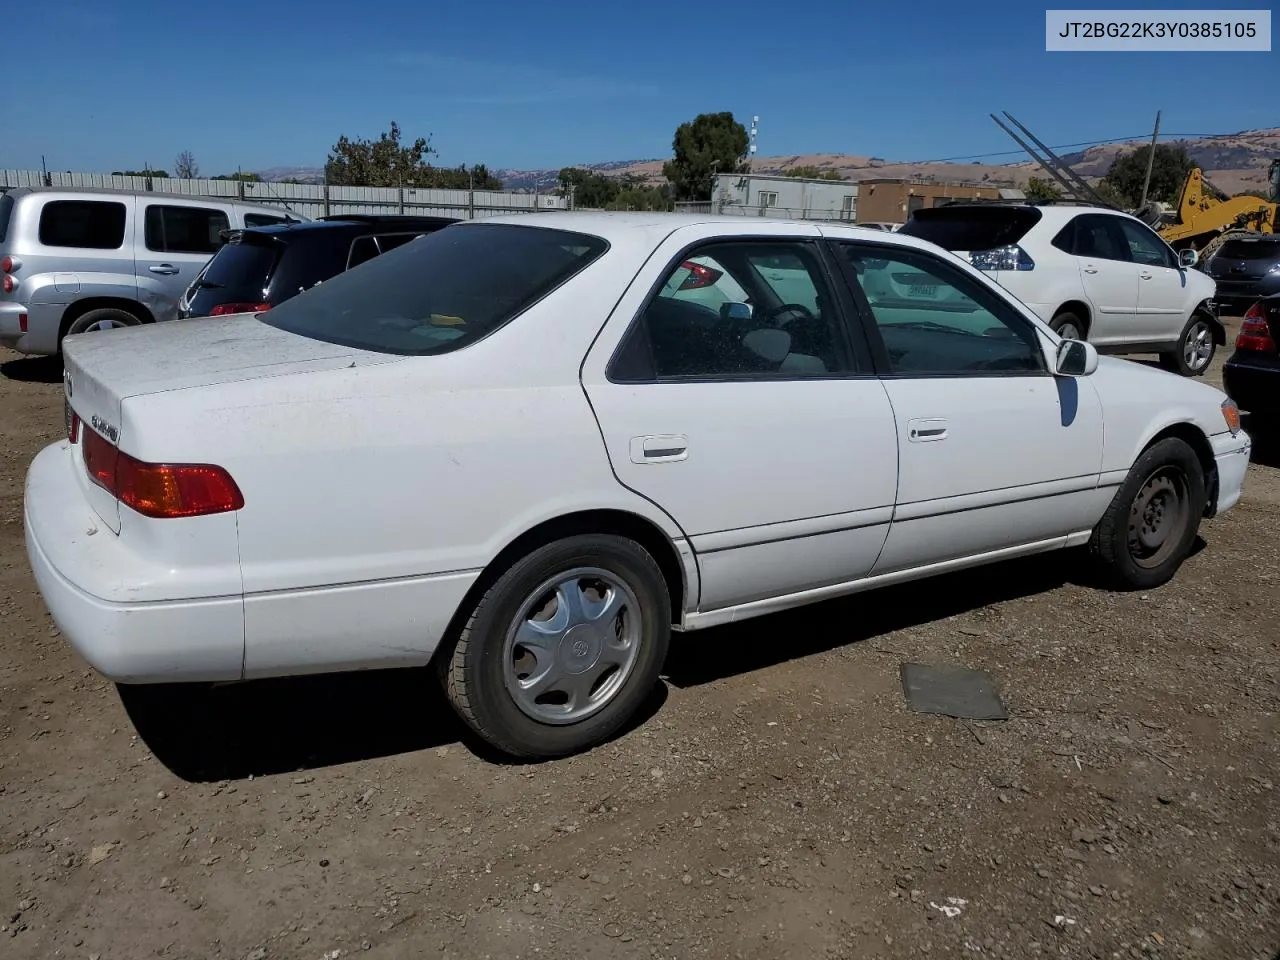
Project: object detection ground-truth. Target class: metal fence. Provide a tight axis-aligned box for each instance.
[674,200,856,222]
[0,169,569,220]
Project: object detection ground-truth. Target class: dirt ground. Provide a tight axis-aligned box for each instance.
[1,324,1278,960]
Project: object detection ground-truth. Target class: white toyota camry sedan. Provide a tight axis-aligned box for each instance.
[25,213,1251,759]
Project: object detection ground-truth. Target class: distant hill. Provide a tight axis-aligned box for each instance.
[255,129,1278,196]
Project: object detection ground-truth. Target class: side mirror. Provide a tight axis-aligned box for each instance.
[1178,248,1199,268]
[741,327,793,364]
[1055,338,1098,377]
[721,301,753,322]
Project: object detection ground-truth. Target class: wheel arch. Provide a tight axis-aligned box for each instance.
[59,298,155,341]
[1052,300,1092,336]
[1192,300,1225,345]
[1141,422,1218,517]
[434,509,692,665]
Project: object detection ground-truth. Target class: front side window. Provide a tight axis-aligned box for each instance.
[836,243,1044,377]
[260,223,607,355]
[145,205,230,254]
[1115,218,1175,268]
[615,240,857,380]
[38,200,127,249]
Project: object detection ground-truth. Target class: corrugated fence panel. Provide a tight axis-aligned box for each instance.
[1,170,570,216]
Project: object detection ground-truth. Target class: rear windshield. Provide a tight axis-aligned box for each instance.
[186,238,282,313]
[260,223,609,355]
[0,192,13,244]
[899,206,1043,251]
[1217,238,1280,261]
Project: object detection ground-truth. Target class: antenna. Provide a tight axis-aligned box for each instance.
[748,116,759,171]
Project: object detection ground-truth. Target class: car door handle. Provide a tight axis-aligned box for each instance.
[629,435,688,464]
[149,264,180,275]
[1082,264,1099,275]
[907,418,948,442]
[1139,270,1154,280]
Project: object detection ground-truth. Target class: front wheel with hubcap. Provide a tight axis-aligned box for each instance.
[1159,314,1215,377]
[440,534,671,759]
[1088,437,1206,590]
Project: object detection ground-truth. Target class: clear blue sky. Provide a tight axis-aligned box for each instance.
[8,0,1276,175]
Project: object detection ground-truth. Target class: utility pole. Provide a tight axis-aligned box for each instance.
[1139,110,1162,208]
[41,154,51,186]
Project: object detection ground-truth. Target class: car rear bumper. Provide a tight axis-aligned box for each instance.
[0,301,61,355]
[24,441,245,683]
[1211,277,1280,310]
[1223,352,1280,416]
[1210,429,1251,516]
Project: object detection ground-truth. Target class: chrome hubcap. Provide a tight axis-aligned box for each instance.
[503,567,642,725]
[1127,469,1188,569]
[1183,321,1213,370]
[1057,322,1081,340]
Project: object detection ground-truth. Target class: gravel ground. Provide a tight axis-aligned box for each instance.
[1,325,1278,960]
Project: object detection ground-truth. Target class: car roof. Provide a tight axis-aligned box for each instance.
[912,201,1138,226]
[237,215,459,239]
[2,184,292,213]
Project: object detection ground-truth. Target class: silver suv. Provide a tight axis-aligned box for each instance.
[0,187,304,356]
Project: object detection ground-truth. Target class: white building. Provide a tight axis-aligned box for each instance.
[708,173,858,221]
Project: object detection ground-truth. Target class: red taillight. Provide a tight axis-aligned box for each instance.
[69,412,80,444]
[0,256,13,273]
[18,312,27,332]
[81,426,244,518]
[2,275,14,294]
[209,302,271,316]
[677,261,723,290]
[1235,302,1275,353]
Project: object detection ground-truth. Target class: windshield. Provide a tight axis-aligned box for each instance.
[1217,238,1280,261]
[260,223,608,355]
[899,207,1043,251]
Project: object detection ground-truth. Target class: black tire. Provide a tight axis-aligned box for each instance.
[64,307,142,339]
[1159,313,1216,377]
[1088,437,1206,591]
[1049,310,1086,340]
[439,534,671,759]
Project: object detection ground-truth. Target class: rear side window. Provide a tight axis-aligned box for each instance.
[898,207,1042,251]
[261,223,608,355]
[0,192,14,244]
[38,200,127,249]
[1218,238,1280,261]
[144,205,230,254]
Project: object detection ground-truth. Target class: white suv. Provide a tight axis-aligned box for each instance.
[900,203,1222,376]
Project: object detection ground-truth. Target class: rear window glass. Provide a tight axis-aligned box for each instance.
[187,238,282,312]
[145,205,230,254]
[39,200,127,249]
[898,207,1043,251]
[1217,238,1280,261]
[260,223,608,355]
[0,192,13,244]
[244,212,290,228]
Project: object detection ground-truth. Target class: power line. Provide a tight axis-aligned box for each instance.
[896,132,1235,166]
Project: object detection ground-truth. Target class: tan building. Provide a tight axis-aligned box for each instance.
[855,179,1011,226]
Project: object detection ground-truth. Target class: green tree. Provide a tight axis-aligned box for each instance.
[113,169,169,178]
[662,112,750,202]
[1101,144,1195,207]
[325,122,501,189]
[213,171,263,182]
[782,166,845,181]
[1024,176,1063,203]
[1093,179,1129,208]
[558,167,622,208]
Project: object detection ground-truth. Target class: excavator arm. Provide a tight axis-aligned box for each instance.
[1158,165,1279,249]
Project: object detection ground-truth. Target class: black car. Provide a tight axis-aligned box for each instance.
[1222,294,1280,418]
[1201,234,1280,314]
[178,214,459,318]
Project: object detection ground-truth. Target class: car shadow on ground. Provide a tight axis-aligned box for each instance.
[120,663,669,783]
[662,552,1077,689]
[0,354,62,384]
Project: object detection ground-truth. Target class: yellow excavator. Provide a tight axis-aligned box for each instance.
[1150,160,1279,257]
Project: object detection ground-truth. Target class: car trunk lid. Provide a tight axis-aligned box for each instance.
[63,315,401,531]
